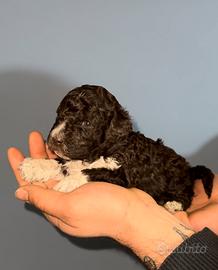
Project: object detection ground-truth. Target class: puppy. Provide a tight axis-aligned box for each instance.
[20,85,214,211]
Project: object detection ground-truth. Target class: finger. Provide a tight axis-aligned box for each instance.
[45,143,58,159]
[44,213,75,235]
[15,185,68,219]
[42,179,60,189]
[7,147,27,186]
[23,179,60,190]
[29,131,48,159]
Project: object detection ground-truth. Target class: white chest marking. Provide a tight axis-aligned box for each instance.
[54,156,120,192]
[66,156,120,173]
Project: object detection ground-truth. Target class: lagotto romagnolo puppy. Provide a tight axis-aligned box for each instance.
[20,85,214,212]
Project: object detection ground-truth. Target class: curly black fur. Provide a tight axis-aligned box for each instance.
[47,85,214,210]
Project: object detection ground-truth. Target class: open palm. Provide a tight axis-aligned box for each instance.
[8,131,218,234]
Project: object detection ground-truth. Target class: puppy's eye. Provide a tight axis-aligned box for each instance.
[57,139,63,144]
[81,121,90,127]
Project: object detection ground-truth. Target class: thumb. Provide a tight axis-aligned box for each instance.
[15,185,67,218]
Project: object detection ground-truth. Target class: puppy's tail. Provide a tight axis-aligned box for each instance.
[189,165,214,198]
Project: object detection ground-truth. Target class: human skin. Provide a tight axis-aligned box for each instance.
[8,131,218,269]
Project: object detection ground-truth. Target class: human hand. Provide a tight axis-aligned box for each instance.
[8,132,139,239]
[7,131,216,268]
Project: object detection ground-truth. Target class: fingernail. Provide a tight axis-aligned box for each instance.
[15,188,28,201]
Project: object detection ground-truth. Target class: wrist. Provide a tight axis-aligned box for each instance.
[117,199,195,268]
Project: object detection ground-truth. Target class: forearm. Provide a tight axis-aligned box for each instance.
[126,221,193,269]
[117,202,194,269]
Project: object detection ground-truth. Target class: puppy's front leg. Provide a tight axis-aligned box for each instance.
[82,167,128,187]
[20,158,63,183]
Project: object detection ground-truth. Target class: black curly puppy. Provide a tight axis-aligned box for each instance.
[47,85,214,211]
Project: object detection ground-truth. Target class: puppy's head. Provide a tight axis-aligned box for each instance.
[47,85,132,161]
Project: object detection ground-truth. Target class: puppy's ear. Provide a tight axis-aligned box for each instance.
[105,107,132,141]
[94,86,120,110]
[94,86,132,139]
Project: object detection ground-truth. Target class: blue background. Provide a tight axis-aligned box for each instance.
[1,1,218,269]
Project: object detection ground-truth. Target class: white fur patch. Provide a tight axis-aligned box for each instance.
[65,156,120,173]
[50,121,66,139]
[54,156,120,192]
[164,201,183,212]
[20,156,120,192]
[53,173,89,192]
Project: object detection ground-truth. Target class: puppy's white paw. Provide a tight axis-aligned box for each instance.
[53,175,88,192]
[20,158,63,183]
[164,201,183,213]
